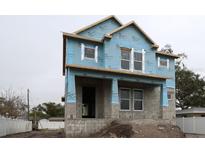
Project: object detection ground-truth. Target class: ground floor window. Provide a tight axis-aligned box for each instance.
[119,88,143,111]
[119,88,131,110]
[133,89,143,111]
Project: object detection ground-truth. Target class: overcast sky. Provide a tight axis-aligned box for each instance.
[0,15,204,107]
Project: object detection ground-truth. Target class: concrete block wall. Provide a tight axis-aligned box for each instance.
[103,79,112,118]
[65,103,76,119]
[65,119,112,137]
[161,88,176,124]
[119,84,161,120]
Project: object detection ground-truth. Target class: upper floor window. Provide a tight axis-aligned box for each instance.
[158,57,169,69]
[120,47,144,72]
[121,48,131,70]
[81,43,98,62]
[134,52,143,71]
[85,46,95,59]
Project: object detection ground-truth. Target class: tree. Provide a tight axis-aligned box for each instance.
[176,54,205,109]
[160,44,173,54]
[0,89,27,118]
[30,102,64,120]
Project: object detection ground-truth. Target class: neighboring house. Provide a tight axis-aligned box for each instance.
[62,15,179,136]
[176,107,205,117]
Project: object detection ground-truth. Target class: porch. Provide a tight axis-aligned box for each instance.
[64,67,174,137]
[65,73,168,120]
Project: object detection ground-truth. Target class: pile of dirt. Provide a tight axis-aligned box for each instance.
[92,120,134,137]
[91,120,185,138]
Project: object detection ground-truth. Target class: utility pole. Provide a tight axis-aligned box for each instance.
[27,89,30,120]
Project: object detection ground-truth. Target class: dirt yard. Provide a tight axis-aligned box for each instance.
[91,121,185,138]
[3,129,65,138]
[3,121,185,138]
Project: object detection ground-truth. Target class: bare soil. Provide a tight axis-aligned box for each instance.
[3,129,65,138]
[91,120,185,138]
[2,121,185,138]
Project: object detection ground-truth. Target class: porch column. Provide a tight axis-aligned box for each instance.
[111,79,120,118]
[65,68,76,119]
[161,82,169,120]
[161,82,168,107]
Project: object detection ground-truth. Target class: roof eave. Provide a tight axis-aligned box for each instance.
[66,64,169,80]
[63,32,103,43]
[63,35,66,76]
[156,51,180,59]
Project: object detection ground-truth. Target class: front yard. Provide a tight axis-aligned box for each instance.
[3,121,185,138]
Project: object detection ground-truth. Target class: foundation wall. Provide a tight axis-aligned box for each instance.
[65,119,112,137]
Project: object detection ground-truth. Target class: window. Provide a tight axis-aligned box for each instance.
[120,88,144,111]
[120,88,131,110]
[133,89,143,111]
[121,47,144,72]
[134,52,143,71]
[167,91,173,100]
[158,57,169,69]
[121,49,131,70]
[84,47,95,59]
[160,59,167,67]
[81,43,98,62]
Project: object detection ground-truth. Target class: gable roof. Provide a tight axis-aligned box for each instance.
[73,15,123,34]
[105,21,159,48]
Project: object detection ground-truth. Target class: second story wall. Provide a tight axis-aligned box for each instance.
[104,25,157,74]
[65,21,176,89]
[156,55,176,87]
[66,38,104,68]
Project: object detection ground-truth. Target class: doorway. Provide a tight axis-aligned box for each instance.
[82,87,96,118]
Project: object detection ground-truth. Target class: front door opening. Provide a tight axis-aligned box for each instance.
[82,87,96,118]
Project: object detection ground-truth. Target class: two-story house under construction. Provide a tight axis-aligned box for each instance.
[62,16,179,137]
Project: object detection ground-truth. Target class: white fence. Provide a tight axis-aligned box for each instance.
[38,119,64,130]
[0,117,32,137]
[176,117,205,134]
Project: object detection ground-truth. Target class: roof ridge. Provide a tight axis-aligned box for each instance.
[73,15,123,34]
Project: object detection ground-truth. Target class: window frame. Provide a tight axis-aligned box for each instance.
[81,43,98,62]
[119,88,131,111]
[84,46,95,60]
[167,90,174,101]
[133,50,144,72]
[120,47,145,72]
[132,89,144,111]
[120,49,131,70]
[158,57,169,69]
